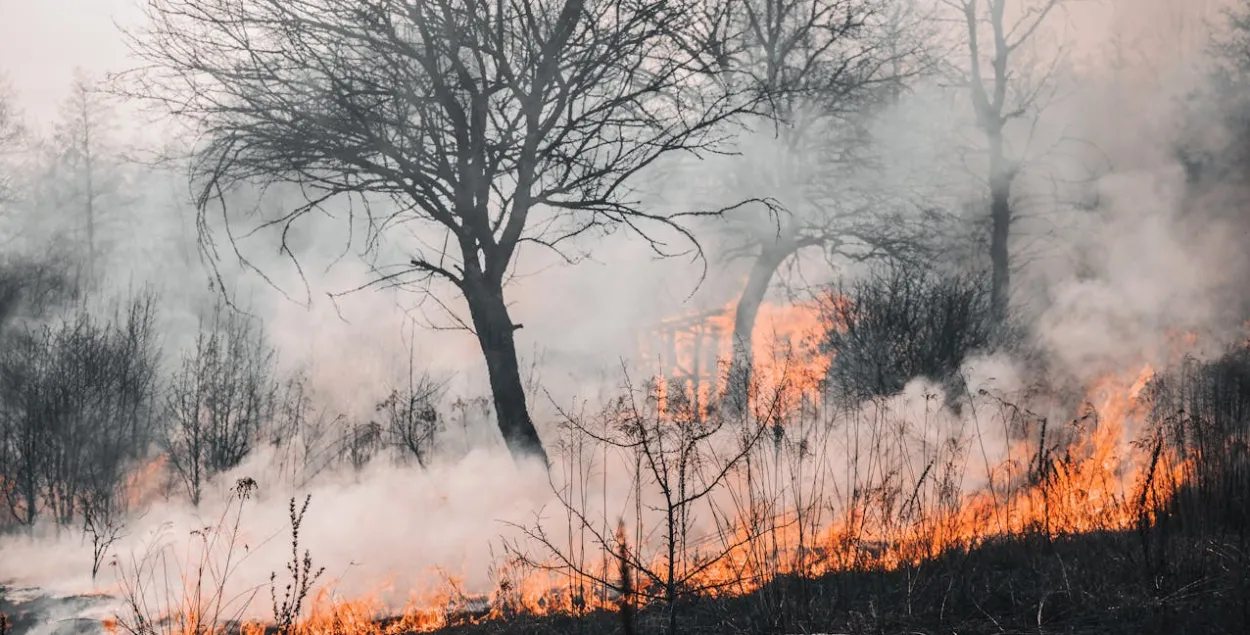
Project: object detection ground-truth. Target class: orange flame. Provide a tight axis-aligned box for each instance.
[642,294,838,418]
[98,306,1203,634]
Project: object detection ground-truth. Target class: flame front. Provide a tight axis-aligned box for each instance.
[97,300,1197,634]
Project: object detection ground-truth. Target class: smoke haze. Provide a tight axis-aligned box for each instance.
[2,0,1248,628]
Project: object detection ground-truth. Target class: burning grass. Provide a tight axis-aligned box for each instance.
[94,353,1236,635]
[8,279,1248,635]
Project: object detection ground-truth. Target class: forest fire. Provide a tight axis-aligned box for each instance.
[103,316,1194,635]
[8,0,1249,631]
[622,363,1189,596]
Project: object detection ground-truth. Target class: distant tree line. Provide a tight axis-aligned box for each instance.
[0,257,457,545]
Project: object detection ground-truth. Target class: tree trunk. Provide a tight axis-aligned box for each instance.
[464,277,549,467]
[988,136,1013,325]
[724,245,791,416]
[84,128,96,286]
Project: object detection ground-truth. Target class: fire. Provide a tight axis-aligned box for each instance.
[232,571,618,635]
[93,301,1203,635]
[642,293,838,418]
[124,454,170,510]
[659,365,1188,597]
[249,590,446,635]
[926,366,1182,549]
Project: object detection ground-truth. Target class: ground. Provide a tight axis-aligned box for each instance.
[0,585,111,635]
[428,530,1248,635]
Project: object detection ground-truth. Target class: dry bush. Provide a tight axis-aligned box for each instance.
[822,262,1002,403]
[164,299,279,506]
[111,478,262,635]
[0,291,160,532]
[267,357,445,477]
[270,494,324,634]
[107,481,333,635]
[265,372,343,489]
[373,375,444,470]
[508,375,775,635]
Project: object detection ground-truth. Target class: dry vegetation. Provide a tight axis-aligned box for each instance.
[0,252,1248,633]
[3,0,1250,634]
[60,333,1250,635]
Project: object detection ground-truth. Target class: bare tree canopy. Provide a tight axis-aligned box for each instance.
[49,70,133,289]
[118,0,760,466]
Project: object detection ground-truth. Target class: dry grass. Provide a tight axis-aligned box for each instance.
[27,272,1250,635]
[102,354,1250,635]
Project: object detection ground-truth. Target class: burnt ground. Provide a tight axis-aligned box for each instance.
[0,585,111,635]
[422,529,1250,635]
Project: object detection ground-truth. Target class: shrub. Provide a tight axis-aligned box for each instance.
[0,292,160,529]
[374,374,444,469]
[822,262,1000,403]
[163,299,278,506]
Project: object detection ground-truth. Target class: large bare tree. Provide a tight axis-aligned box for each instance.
[120,0,758,466]
[943,0,1068,322]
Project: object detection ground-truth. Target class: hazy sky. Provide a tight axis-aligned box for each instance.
[0,0,140,119]
[0,0,1223,117]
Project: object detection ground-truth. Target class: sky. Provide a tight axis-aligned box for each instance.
[0,0,144,119]
[0,0,1229,357]
[0,0,1222,116]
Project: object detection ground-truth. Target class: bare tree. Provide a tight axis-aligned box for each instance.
[682,0,934,410]
[78,294,162,577]
[1180,2,1250,184]
[0,326,45,526]
[81,483,129,581]
[120,0,761,467]
[942,0,1069,322]
[164,299,278,506]
[0,291,161,530]
[0,259,71,528]
[50,70,130,288]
